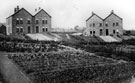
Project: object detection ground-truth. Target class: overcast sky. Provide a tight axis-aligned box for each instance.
[0,0,135,30]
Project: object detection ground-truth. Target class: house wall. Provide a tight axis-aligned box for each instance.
[34,10,51,33]
[104,14,123,36]
[12,9,33,35]
[86,15,104,36]
[84,12,123,36]
[6,17,12,35]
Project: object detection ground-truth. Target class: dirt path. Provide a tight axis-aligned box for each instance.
[0,52,32,83]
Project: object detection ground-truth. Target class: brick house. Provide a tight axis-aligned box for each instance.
[83,10,123,36]
[6,6,51,35]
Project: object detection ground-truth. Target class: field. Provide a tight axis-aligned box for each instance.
[1,34,135,83]
[7,51,135,83]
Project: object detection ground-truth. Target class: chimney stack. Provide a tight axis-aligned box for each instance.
[92,11,95,15]
[14,6,20,13]
[38,7,41,10]
[111,10,114,14]
[16,5,20,12]
[14,8,17,13]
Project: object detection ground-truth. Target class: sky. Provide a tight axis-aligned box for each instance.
[0,0,135,30]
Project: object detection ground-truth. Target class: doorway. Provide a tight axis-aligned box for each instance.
[106,29,109,35]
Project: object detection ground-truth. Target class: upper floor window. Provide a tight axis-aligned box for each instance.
[27,19,31,24]
[42,20,45,24]
[36,20,39,24]
[16,18,19,24]
[45,20,48,24]
[93,23,95,27]
[99,23,102,27]
[89,24,92,27]
[113,23,115,27]
[105,22,108,27]
[116,22,119,26]
[20,18,23,24]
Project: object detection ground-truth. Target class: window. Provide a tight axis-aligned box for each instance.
[113,30,115,34]
[42,27,45,32]
[20,18,23,24]
[16,18,19,24]
[99,23,102,27]
[105,24,108,27]
[105,22,108,27]
[116,22,119,26]
[93,31,95,35]
[93,23,95,27]
[36,20,39,24]
[20,27,23,32]
[89,24,91,27]
[27,19,31,24]
[90,31,92,34]
[16,27,19,32]
[42,20,45,24]
[20,27,23,33]
[100,29,103,35]
[113,23,115,27]
[45,20,48,24]
[46,28,48,31]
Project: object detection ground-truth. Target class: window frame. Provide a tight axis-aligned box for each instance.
[93,23,95,27]
[36,19,39,24]
[20,18,23,24]
[16,18,19,24]
[99,23,102,27]
[116,22,119,26]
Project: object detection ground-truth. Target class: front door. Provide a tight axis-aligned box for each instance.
[28,26,31,33]
[106,29,109,35]
[36,26,39,33]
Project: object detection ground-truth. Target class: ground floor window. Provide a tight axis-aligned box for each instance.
[42,27,45,32]
[46,28,48,31]
[16,27,19,33]
[100,29,103,35]
[90,31,92,35]
[16,27,23,33]
[20,27,23,33]
[93,31,95,35]
[113,30,115,34]
[116,29,119,35]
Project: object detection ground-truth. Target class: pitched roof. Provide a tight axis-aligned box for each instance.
[6,8,33,19]
[104,12,122,21]
[86,13,103,21]
[34,9,51,18]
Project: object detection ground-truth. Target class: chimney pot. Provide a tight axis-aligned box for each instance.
[16,5,19,11]
[111,10,114,13]
[14,8,17,13]
[92,11,95,15]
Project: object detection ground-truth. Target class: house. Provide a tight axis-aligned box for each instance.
[6,6,51,35]
[0,24,6,35]
[83,10,123,36]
